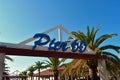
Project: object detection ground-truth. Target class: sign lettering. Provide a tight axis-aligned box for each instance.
[33,33,87,52]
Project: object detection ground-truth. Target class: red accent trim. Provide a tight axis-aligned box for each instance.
[0,46,106,59]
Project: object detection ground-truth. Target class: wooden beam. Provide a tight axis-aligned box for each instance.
[0,46,106,59]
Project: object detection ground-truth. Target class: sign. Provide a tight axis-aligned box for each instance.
[33,33,87,52]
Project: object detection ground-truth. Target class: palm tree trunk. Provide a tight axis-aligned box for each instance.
[90,66,98,80]
[38,69,40,80]
[54,74,58,80]
[87,60,98,80]
[54,69,59,80]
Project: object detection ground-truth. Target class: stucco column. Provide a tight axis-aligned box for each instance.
[98,59,109,80]
[0,53,5,80]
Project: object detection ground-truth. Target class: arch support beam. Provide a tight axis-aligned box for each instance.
[0,46,106,59]
[98,59,109,80]
[0,53,5,80]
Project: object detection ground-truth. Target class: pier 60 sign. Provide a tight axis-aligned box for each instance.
[33,33,87,53]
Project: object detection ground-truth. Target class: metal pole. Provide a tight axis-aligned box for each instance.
[58,28,62,41]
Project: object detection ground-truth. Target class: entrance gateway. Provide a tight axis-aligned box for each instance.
[0,25,108,80]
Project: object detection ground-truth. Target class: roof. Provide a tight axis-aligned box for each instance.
[34,60,81,77]
[33,69,53,77]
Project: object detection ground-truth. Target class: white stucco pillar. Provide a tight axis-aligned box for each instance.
[98,59,109,80]
[0,53,5,80]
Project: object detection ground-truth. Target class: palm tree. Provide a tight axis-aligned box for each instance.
[19,71,28,80]
[3,56,13,75]
[2,56,13,80]
[28,65,36,80]
[63,59,89,80]
[34,61,45,80]
[19,70,28,77]
[73,60,89,78]
[45,57,65,80]
[21,71,28,76]
[70,26,120,80]
[3,64,10,75]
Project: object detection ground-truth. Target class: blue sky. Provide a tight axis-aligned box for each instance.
[0,0,120,73]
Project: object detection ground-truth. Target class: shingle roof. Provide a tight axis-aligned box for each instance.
[34,60,81,77]
[33,69,53,77]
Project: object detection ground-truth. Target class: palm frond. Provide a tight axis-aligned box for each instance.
[44,60,52,67]
[35,61,45,69]
[62,59,78,75]
[95,34,118,47]
[90,27,95,41]
[100,45,120,53]
[92,26,100,45]
[106,57,120,75]
[102,51,120,61]
[60,58,66,63]
[5,55,13,61]
[78,31,86,40]
[72,31,86,40]
[87,25,91,40]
